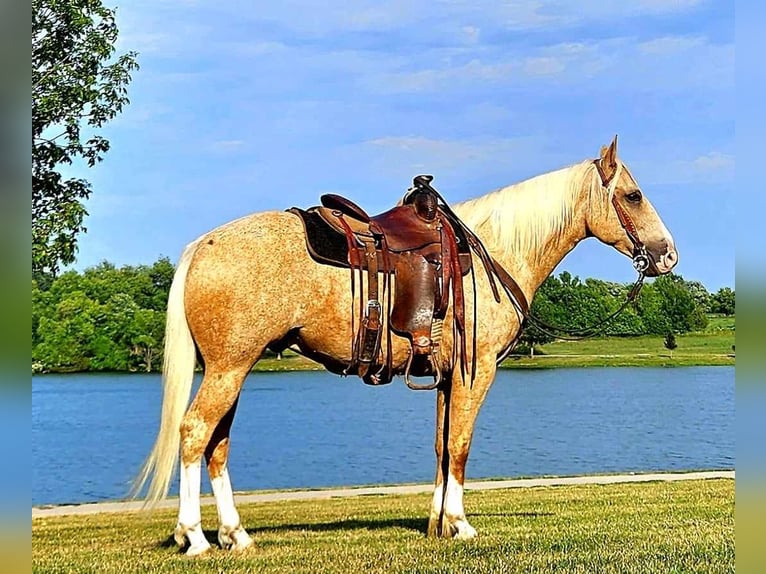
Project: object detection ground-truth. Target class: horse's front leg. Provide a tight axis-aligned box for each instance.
[428,360,496,539]
[427,380,449,538]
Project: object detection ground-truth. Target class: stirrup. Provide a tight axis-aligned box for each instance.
[404,348,442,391]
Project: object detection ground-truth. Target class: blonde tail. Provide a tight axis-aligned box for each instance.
[131,239,201,507]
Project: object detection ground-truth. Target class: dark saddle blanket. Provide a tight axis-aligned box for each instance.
[288,175,526,389]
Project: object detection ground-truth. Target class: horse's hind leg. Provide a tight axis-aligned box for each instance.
[175,365,249,555]
[205,395,253,551]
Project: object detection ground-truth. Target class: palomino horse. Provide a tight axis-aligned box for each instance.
[134,137,677,555]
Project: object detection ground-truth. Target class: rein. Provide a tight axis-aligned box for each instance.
[512,273,645,342]
[495,159,649,343]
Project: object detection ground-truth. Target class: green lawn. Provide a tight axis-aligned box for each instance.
[32,478,734,573]
[252,352,324,372]
[501,316,735,369]
[252,317,735,372]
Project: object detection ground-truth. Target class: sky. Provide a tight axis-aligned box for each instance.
[69,0,734,290]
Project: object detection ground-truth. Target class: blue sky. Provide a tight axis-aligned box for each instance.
[71,0,734,290]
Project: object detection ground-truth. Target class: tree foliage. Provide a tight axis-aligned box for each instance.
[33,258,172,373]
[519,271,719,353]
[709,287,735,316]
[33,0,138,276]
[664,331,678,353]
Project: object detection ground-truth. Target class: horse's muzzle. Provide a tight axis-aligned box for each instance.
[643,244,678,277]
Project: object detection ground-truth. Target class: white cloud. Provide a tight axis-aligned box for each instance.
[523,56,566,77]
[635,151,735,186]
[364,135,538,176]
[363,33,731,95]
[221,41,288,57]
[120,0,708,47]
[495,0,705,31]
[635,0,704,12]
[368,136,482,160]
[692,152,735,172]
[639,36,704,55]
[462,25,481,44]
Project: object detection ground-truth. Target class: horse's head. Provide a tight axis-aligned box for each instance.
[586,136,678,277]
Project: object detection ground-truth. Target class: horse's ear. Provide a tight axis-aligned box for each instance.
[598,135,619,184]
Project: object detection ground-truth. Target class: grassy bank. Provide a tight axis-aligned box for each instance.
[32,478,733,573]
[252,316,735,372]
[501,326,735,369]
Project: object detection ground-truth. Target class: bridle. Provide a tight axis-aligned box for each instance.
[595,159,652,275]
[498,159,651,345]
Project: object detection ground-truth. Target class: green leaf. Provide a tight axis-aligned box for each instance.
[33,0,139,276]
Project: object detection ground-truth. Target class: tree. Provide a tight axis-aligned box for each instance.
[684,280,711,313]
[33,0,138,276]
[710,287,735,316]
[664,331,677,358]
[32,257,174,373]
[34,290,100,371]
[128,307,165,372]
[651,274,708,334]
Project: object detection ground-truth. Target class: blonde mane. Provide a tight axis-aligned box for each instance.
[455,159,604,264]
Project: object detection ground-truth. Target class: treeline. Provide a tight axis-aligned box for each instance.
[520,271,735,349]
[33,259,174,373]
[32,259,735,373]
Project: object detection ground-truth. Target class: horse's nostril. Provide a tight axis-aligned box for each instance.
[664,250,678,267]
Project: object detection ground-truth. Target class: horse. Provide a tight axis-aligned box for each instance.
[133,136,678,555]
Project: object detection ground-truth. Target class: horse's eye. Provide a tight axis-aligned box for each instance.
[626,191,642,203]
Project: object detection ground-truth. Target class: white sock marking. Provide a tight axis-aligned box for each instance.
[211,468,240,528]
[178,460,202,526]
[444,472,465,520]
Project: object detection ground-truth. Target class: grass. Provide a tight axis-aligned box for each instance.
[252,317,735,372]
[32,478,733,573]
[252,353,324,372]
[500,315,735,369]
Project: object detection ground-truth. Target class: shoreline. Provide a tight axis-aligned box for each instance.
[32,354,736,376]
[32,469,735,518]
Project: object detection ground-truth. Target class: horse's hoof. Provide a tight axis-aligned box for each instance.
[218,524,254,552]
[175,522,211,555]
[453,520,478,540]
[173,524,186,548]
[231,535,254,553]
[426,518,440,538]
[440,518,477,540]
[185,540,212,556]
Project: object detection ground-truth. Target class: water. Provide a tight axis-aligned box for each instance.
[31,367,734,506]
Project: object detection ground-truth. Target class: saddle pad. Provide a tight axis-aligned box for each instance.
[288,206,473,274]
[288,207,352,269]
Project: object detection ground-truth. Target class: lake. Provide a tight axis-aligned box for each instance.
[31,366,734,506]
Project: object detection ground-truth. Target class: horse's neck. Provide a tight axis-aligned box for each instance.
[455,163,594,301]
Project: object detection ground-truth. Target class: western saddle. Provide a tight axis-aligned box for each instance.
[288,175,528,390]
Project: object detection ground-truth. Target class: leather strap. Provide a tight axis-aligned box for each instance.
[512,162,647,342]
[357,239,383,378]
[439,217,469,378]
[488,257,530,315]
[611,193,644,251]
[335,212,362,369]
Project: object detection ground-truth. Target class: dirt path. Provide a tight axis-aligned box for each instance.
[32,470,734,518]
